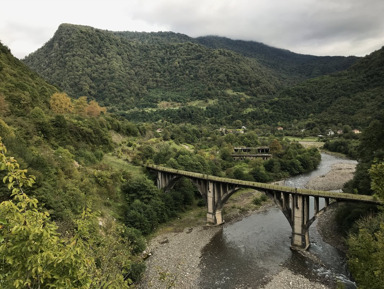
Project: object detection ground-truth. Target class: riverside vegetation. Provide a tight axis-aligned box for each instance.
[1,23,384,288]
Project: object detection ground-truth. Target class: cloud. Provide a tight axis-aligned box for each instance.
[130,0,384,56]
[1,0,384,58]
[1,21,54,57]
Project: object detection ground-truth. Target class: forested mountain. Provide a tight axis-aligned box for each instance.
[0,43,57,115]
[195,35,358,81]
[270,46,384,127]
[23,24,279,109]
[119,46,384,129]
[114,32,358,81]
[3,20,384,287]
[24,24,357,112]
[2,23,384,287]
[22,23,383,130]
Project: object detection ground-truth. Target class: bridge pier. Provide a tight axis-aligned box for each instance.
[273,191,311,250]
[205,181,226,225]
[291,194,310,250]
[206,209,223,225]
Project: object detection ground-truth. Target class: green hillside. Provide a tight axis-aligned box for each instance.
[23,24,279,109]
[0,40,148,286]
[113,32,358,83]
[118,46,384,129]
[0,43,57,115]
[270,46,384,128]
[23,23,370,129]
[195,35,358,82]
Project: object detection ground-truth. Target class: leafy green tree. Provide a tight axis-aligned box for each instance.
[0,94,9,116]
[369,162,384,200]
[0,118,14,139]
[250,161,271,183]
[347,214,384,289]
[125,200,153,235]
[74,96,89,115]
[269,139,282,154]
[351,117,384,195]
[75,211,134,288]
[346,161,384,289]
[0,138,92,289]
[121,176,159,205]
[0,138,138,288]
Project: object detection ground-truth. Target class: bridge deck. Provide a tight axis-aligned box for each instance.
[147,164,381,204]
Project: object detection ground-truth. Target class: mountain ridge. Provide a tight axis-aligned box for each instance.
[23,24,357,104]
[195,35,358,81]
[23,24,281,108]
[22,23,383,128]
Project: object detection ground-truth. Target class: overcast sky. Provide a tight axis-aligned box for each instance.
[1,0,384,59]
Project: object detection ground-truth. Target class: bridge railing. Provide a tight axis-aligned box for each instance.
[146,164,382,205]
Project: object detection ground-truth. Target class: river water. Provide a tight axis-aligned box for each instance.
[199,153,357,289]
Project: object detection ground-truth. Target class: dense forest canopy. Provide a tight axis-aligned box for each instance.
[23,24,279,108]
[194,35,358,81]
[272,46,384,127]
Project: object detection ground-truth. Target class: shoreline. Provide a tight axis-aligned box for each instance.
[138,160,356,288]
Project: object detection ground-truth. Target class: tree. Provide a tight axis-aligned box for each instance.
[369,162,384,201]
[269,139,282,154]
[0,138,91,288]
[49,92,73,114]
[121,176,159,205]
[347,214,384,289]
[74,96,88,116]
[351,117,384,194]
[85,100,107,117]
[0,94,9,116]
[346,161,384,289]
[0,118,14,139]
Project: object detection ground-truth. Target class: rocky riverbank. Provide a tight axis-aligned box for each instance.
[137,225,221,288]
[305,163,356,191]
[137,160,356,289]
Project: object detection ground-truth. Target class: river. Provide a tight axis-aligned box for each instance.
[198,153,357,289]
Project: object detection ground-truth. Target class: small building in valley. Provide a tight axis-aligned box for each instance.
[232,146,272,160]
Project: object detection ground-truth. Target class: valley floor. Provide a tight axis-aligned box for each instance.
[137,160,356,289]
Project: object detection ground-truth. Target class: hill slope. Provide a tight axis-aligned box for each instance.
[0,42,57,115]
[0,39,150,287]
[113,32,358,83]
[195,35,358,82]
[269,46,384,127]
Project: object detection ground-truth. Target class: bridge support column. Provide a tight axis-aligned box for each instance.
[206,181,225,225]
[291,194,310,250]
[206,181,214,223]
[214,209,223,224]
[156,171,180,192]
[206,210,223,224]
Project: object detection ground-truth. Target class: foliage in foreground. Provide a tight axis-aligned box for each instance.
[0,139,136,288]
[346,162,384,289]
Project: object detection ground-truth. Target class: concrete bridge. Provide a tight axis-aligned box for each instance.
[147,164,382,250]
